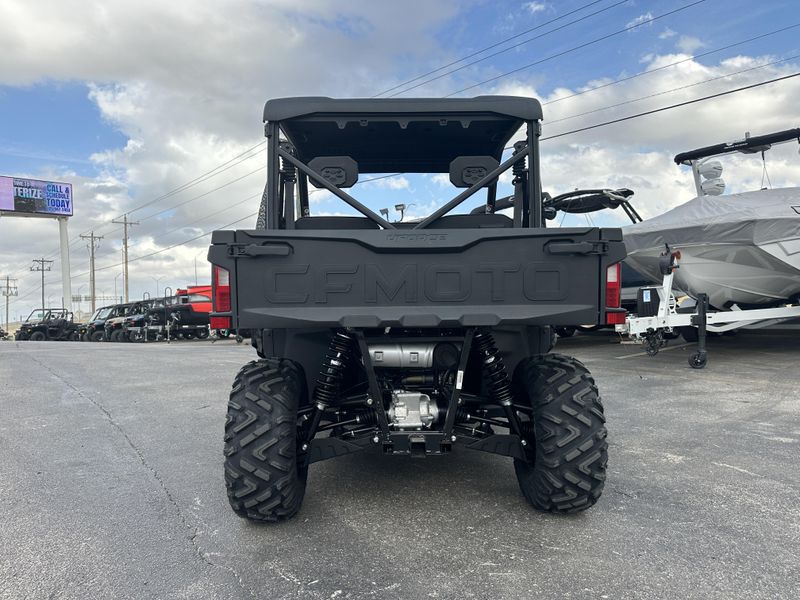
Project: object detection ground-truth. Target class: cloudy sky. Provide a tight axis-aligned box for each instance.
[1,0,799,320]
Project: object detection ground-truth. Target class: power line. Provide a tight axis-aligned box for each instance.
[540,71,800,141]
[72,174,404,280]
[30,258,53,310]
[18,140,265,268]
[542,23,800,107]
[111,215,139,302]
[2,276,18,332]
[374,0,611,97]
[546,53,800,125]
[138,166,264,223]
[79,231,103,312]
[385,0,633,97]
[118,141,264,218]
[444,0,709,97]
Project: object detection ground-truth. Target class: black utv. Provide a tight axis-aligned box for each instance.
[208,96,626,522]
[105,300,153,341]
[15,309,81,341]
[79,304,122,341]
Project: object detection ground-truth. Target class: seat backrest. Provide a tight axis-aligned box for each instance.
[425,214,513,229]
[294,216,380,230]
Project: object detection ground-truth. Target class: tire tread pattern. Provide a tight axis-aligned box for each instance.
[224,358,307,522]
[513,353,607,513]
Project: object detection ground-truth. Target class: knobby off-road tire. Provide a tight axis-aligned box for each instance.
[513,353,607,513]
[224,359,308,522]
[90,330,105,342]
[29,331,46,341]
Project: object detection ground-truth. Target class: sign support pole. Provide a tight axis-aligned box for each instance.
[58,217,72,312]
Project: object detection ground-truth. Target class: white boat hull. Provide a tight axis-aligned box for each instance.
[622,188,800,310]
[625,242,800,309]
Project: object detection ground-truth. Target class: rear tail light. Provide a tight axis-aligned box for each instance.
[605,262,626,325]
[213,265,231,312]
[212,265,232,330]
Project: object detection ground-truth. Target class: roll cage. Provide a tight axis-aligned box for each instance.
[260,96,545,230]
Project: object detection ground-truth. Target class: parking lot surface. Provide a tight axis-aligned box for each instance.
[1,332,798,599]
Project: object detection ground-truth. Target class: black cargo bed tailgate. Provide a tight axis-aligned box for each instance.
[209,227,625,329]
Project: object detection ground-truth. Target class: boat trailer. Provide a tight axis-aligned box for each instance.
[617,247,800,368]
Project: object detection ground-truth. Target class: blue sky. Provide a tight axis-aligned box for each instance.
[1,0,799,317]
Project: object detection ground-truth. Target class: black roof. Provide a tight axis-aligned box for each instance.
[263,96,543,122]
[262,96,542,173]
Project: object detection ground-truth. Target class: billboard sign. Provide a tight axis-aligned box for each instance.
[0,175,73,217]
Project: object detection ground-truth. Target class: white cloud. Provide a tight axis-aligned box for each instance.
[523,2,548,14]
[364,176,410,190]
[626,12,654,30]
[676,35,705,54]
[430,173,452,187]
[492,53,800,220]
[659,28,677,39]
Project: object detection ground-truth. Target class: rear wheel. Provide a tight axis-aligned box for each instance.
[224,359,308,522]
[90,330,105,342]
[196,328,209,340]
[109,329,122,342]
[513,354,607,513]
[29,331,46,341]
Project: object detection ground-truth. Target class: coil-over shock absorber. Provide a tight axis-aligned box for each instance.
[280,144,297,184]
[473,331,524,438]
[304,331,354,443]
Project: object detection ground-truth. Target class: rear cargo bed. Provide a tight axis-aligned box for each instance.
[209,227,625,329]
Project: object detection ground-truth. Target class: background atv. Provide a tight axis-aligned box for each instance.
[208,96,625,522]
[15,309,81,341]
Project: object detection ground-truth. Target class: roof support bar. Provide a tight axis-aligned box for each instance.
[278,148,396,230]
[414,146,528,230]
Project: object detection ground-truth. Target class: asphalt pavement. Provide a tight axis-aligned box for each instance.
[1,332,798,599]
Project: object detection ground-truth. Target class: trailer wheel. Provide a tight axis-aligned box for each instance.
[224,358,308,522]
[688,350,707,369]
[29,331,46,341]
[512,354,607,513]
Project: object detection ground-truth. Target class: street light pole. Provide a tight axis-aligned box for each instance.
[151,276,165,298]
[114,273,123,303]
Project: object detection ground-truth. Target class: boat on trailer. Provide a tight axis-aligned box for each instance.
[617,128,800,367]
[622,127,800,310]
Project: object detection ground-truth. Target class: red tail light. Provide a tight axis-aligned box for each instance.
[605,262,626,325]
[213,265,231,312]
[212,265,231,330]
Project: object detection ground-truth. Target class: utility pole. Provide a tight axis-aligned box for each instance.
[30,258,53,310]
[1,276,18,332]
[111,214,139,302]
[79,231,104,312]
